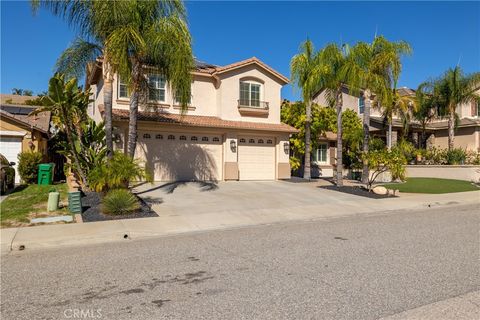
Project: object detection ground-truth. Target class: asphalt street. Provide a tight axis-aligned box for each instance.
[1,203,479,320]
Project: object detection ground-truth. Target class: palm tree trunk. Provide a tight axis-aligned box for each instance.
[127,61,141,159]
[448,109,455,151]
[387,119,393,151]
[336,90,343,187]
[104,75,114,159]
[361,91,371,184]
[303,100,312,180]
[61,107,89,190]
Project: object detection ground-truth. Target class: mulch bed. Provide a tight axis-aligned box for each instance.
[80,192,158,222]
[318,185,396,199]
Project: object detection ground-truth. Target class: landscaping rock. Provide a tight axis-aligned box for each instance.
[372,186,388,195]
[81,191,158,222]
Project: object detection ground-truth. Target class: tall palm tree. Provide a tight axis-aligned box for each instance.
[341,36,411,183]
[290,39,322,179]
[31,0,139,159]
[314,43,351,186]
[105,0,193,158]
[432,67,480,150]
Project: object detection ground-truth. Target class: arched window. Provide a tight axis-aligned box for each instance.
[202,137,209,142]
[168,135,175,140]
[143,133,151,139]
[258,139,264,144]
[156,134,163,140]
[239,80,262,107]
[239,138,246,143]
[266,139,273,144]
[212,137,220,142]
[191,136,198,141]
[179,135,186,140]
[249,139,255,143]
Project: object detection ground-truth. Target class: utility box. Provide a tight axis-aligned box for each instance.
[68,191,82,213]
[47,191,60,212]
[38,163,54,185]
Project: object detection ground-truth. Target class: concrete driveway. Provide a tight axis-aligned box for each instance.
[133,180,372,222]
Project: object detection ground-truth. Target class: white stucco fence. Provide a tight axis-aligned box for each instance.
[406,165,480,183]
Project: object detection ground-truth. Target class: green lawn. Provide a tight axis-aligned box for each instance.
[0,183,68,227]
[383,178,479,194]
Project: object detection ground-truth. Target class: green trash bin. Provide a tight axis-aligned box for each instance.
[38,163,54,185]
[68,191,82,213]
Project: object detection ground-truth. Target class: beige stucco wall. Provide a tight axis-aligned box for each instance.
[406,165,480,182]
[432,126,479,151]
[216,65,283,123]
[107,63,284,125]
[456,89,480,118]
[313,90,382,117]
[0,118,47,154]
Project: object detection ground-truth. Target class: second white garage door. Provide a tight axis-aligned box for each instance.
[238,137,275,180]
[136,132,223,181]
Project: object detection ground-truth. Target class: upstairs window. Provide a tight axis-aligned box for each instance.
[174,92,192,105]
[358,96,365,114]
[240,81,261,107]
[148,74,166,102]
[118,77,129,99]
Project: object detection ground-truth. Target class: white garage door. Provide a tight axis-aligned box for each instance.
[135,132,223,181]
[238,137,275,180]
[0,136,22,183]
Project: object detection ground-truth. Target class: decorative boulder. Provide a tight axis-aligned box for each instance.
[372,186,388,195]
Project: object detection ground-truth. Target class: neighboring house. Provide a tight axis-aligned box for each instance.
[86,57,297,181]
[0,102,50,183]
[311,86,480,177]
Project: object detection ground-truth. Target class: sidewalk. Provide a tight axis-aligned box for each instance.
[1,190,478,254]
[378,291,480,320]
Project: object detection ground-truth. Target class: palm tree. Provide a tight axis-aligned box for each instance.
[290,39,322,179]
[31,0,135,159]
[314,43,350,186]
[413,83,436,148]
[341,36,411,183]
[378,89,416,150]
[431,67,480,150]
[11,88,23,95]
[105,0,193,158]
[31,74,90,189]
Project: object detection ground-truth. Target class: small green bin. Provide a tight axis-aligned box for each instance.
[38,163,54,185]
[68,191,82,213]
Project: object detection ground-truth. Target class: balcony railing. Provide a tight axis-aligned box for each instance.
[238,100,269,109]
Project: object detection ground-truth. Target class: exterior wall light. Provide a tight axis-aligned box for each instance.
[230,139,237,153]
[283,142,289,154]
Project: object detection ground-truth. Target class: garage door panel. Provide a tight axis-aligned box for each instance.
[0,136,22,183]
[238,137,275,180]
[136,132,222,181]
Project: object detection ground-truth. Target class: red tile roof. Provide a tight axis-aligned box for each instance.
[112,109,298,133]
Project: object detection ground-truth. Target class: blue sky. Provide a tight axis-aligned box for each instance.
[1,1,479,101]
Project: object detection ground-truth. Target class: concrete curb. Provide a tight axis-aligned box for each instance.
[2,191,479,254]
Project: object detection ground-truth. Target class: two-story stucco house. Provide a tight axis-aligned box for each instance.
[86,57,297,181]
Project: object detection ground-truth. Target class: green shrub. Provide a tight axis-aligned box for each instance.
[446,148,466,165]
[393,139,416,163]
[424,147,447,165]
[466,151,480,165]
[88,152,152,192]
[369,137,385,152]
[102,189,140,215]
[17,152,43,183]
